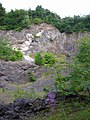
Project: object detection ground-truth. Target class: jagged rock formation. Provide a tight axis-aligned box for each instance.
[0,23,90,56]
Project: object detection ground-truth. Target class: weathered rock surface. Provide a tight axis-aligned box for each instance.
[0,60,36,83]
[0,23,90,87]
[0,59,55,91]
[0,23,90,56]
[23,55,34,63]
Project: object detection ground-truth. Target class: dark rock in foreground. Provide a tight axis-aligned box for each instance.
[0,91,87,120]
[0,92,58,120]
[0,98,50,120]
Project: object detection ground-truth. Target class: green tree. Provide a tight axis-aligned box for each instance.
[55,36,90,96]
[1,4,90,33]
[33,18,42,24]
[4,9,29,30]
[0,3,6,26]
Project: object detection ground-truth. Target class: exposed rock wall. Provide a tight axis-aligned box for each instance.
[0,60,36,83]
[0,23,90,83]
[0,23,90,56]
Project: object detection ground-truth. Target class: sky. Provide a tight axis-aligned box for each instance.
[0,0,90,18]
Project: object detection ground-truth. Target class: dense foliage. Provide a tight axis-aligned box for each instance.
[35,52,56,66]
[0,3,6,26]
[35,52,44,65]
[43,52,56,66]
[0,3,90,33]
[0,37,23,61]
[55,36,90,96]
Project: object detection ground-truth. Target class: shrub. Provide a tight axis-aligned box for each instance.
[28,70,36,82]
[0,37,23,61]
[33,18,43,24]
[35,52,44,65]
[0,26,7,30]
[43,52,56,66]
[35,52,56,66]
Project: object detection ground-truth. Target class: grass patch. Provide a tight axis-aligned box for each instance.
[32,99,90,120]
[13,89,46,100]
[0,88,14,104]
[0,85,46,103]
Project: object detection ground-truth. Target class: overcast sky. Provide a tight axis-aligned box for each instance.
[0,0,90,18]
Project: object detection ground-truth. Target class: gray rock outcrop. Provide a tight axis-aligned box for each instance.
[0,23,90,83]
[0,60,36,83]
[0,23,90,56]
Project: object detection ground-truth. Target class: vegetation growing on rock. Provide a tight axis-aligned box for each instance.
[28,69,36,82]
[35,52,56,66]
[35,52,44,65]
[0,37,23,61]
[0,2,90,120]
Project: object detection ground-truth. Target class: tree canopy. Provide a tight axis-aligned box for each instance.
[0,3,90,33]
[0,3,6,26]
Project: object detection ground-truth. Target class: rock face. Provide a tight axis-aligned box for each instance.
[0,23,90,56]
[0,60,36,83]
[23,55,34,63]
[0,23,90,84]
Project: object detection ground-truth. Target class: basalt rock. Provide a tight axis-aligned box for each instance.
[0,97,50,120]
